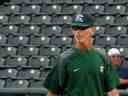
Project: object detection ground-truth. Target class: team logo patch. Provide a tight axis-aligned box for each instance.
[75,14,84,22]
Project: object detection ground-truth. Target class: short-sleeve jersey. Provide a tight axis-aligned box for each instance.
[44,47,120,96]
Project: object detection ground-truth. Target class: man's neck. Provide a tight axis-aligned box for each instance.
[74,43,92,53]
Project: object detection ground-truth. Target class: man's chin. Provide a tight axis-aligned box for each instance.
[83,44,92,49]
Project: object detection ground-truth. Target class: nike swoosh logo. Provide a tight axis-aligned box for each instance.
[73,68,80,72]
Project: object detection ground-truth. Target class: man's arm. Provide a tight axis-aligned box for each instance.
[44,51,70,96]
[120,78,128,85]
[47,90,57,96]
[108,89,120,96]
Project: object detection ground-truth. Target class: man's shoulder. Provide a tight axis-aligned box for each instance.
[93,47,106,56]
[93,47,111,64]
[60,48,75,60]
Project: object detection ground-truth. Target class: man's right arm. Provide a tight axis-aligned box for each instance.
[44,49,73,96]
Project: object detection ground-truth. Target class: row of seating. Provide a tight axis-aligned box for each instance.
[0,79,46,88]
[0,25,128,36]
[1,15,128,26]
[0,56,51,68]
[0,68,49,80]
[0,4,128,15]
[8,0,128,4]
[0,45,62,57]
[1,34,128,47]
[0,44,127,57]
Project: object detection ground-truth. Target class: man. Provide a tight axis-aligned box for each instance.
[44,14,120,96]
[108,48,128,89]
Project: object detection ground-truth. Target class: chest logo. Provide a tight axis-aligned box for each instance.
[73,68,80,72]
[100,65,104,73]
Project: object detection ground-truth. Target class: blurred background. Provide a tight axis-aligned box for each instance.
[0,0,128,96]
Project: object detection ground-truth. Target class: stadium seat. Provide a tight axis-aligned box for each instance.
[0,25,18,35]
[51,0,72,4]
[40,25,61,36]
[114,15,128,25]
[39,45,61,56]
[9,15,30,24]
[124,5,128,15]
[30,0,43,4]
[19,25,40,36]
[117,34,128,47]
[28,56,49,68]
[0,15,8,24]
[119,48,128,58]
[17,69,40,80]
[31,15,52,25]
[0,5,20,15]
[94,35,116,47]
[10,0,31,4]
[0,34,7,45]
[6,79,29,88]
[83,4,104,14]
[0,58,5,67]
[30,35,50,46]
[8,35,29,46]
[50,36,72,47]
[20,5,41,15]
[104,4,126,15]
[30,80,44,88]
[61,4,83,14]
[94,15,115,25]
[52,15,72,25]
[72,0,86,4]
[111,0,128,4]
[49,56,59,67]
[40,70,49,81]
[0,79,5,88]
[40,4,61,14]
[93,0,113,4]
[0,46,17,57]
[0,5,11,15]
[9,5,20,14]
[95,26,105,35]
[17,46,39,56]
[61,25,73,36]
[104,26,127,36]
[0,69,17,79]
[5,56,27,68]
[0,0,10,5]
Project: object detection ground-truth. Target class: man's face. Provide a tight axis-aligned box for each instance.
[110,55,122,66]
[72,27,96,49]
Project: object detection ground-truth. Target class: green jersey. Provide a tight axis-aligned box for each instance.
[44,47,119,96]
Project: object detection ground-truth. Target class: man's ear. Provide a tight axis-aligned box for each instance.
[73,31,80,42]
[90,27,96,33]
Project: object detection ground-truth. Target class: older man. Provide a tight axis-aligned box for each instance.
[44,14,120,96]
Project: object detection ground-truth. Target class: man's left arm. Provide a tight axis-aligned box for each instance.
[108,89,119,96]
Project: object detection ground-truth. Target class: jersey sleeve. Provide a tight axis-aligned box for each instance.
[43,55,68,94]
[104,57,120,92]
